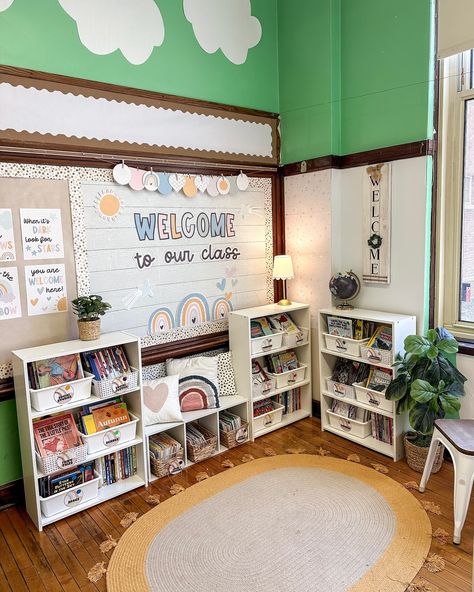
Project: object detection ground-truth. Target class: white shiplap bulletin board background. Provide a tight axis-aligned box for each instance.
[76,177,274,346]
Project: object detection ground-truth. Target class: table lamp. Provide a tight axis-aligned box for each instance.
[273,255,294,306]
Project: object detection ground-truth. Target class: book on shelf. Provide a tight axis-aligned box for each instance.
[274,387,302,415]
[367,325,392,351]
[327,316,353,338]
[28,354,84,390]
[366,367,392,392]
[219,411,242,432]
[38,462,95,498]
[266,350,299,374]
[94,445,137,486]
[149,433,182,461]
[250,317,273,339]
[331,358,370,385]
[331,399,371,422]
[371,414,393,444]
[81,346,131,381]
[253,398,274,417]
[33,412,83,457]
[77,397,130,435]
[267,312,299,333]
[354,319,364,341]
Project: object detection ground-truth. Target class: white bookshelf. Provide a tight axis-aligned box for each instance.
[144,394,249,481]
[12,331,147,531]
[229,302,312,439]
[318,307,416,461]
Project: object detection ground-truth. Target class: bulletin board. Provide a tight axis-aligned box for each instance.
[0,163,273,379]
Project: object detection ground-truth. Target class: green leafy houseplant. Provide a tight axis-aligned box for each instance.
[385,327,467,447]
[71,295,111,321]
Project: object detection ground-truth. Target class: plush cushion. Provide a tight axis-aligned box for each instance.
[217,351,237,396]
[142,375,183,426]
[166,356,220,412]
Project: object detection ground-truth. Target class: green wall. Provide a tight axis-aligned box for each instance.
[0,0,279,112]
[0,400,22,486]
[279,0,434,164]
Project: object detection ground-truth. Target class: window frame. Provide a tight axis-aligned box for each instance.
[438,54,474,339]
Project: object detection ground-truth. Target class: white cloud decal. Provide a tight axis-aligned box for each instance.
[57,0,165,65]
[0,0,14,12]
[183,0,262,65]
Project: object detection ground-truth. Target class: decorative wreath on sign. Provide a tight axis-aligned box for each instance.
[367,233,383,249]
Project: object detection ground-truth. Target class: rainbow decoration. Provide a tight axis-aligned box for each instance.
[148,307,175,335]
[212,297,233,320]
[176,293,210,327]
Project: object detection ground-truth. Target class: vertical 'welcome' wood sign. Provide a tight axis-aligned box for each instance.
[362,163,391,285]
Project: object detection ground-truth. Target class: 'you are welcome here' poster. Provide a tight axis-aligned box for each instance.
[80,181,271,339]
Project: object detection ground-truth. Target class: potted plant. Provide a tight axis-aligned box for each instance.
[385,327,467,473]
[71,295,111,341]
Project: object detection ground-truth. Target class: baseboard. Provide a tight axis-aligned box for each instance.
[0,479,23,510]
[312,399,321,418]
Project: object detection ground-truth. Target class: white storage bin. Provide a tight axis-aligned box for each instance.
[253,402,284,434]
[252,377,275,399]
[36,444,88,475]
[325,377,356,400]
[323,334,369,357]
[282,327,309,348]
[30,374,93,412]
[354,382,394,413]
[267,363,307,389]
[360,346,392,366]
[251,332,284,355]
[327,410,371,438]
[79,413,139,455]
[40,472,100,518]
[91,367,139,399]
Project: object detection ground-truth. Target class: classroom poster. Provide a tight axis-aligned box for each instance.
[25,264,68,316]
[0,208,16,261]
[20,208,65,260]
[0,266,22,320]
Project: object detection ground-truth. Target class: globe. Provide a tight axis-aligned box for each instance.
[329,271,360,309]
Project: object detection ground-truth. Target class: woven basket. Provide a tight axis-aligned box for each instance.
[186,423,217,463]
[220,421,249,449]
[404,433,444,474]
[78,319,101,341]
[150,449,184,479]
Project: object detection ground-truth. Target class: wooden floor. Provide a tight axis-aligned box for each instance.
[0,417,472,591]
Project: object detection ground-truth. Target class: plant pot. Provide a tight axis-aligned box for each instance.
[78,319,101,341]
[404,432,444,474]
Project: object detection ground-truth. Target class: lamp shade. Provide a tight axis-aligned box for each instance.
[273,255,294,280]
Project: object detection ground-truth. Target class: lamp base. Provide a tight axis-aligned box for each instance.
[277,298,292,306]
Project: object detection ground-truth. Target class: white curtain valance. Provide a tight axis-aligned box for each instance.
[438,0,474,58]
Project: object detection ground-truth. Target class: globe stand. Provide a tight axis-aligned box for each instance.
[336,301,355,310]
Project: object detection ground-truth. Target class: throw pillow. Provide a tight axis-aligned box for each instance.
[217,351,237,397]
[166,356,220,412]
[142,375,183,426]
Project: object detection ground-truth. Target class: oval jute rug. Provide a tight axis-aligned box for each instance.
[107,455,431,592]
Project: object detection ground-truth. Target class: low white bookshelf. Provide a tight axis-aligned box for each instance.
[12,331,146,531]
[229,302,312,439]
[318,307,416,461]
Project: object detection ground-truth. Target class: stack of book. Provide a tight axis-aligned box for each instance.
[331,399,371,422]
[253,398,274,417]
[327,316,375,340]
[186,423,212,446]
[94,445,137,485]
[274,387,301,415]
[371,414,393,444]
[219,411,242,432]
[367,325,393,351]
[331,358,370,385]
[267,350,298,374]
[77,397,130,434]
[38,462,94,498]
[267,312,299,333]
[149,433,182,462]
[81,346,130,381]
[365,367,392,392]
[28,354,83,390]
[33,412,83,457]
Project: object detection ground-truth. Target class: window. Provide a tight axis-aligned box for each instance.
[438,52,474,338]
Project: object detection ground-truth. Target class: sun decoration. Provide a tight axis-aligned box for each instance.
[367,233,383,249]
[56,296,68,312]
[94,190,123,222]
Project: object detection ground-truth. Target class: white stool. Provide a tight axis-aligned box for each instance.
[419,419,474,544]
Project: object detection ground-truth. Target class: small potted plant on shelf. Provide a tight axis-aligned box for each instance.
[71,294,112,341]
[385,327,467,472]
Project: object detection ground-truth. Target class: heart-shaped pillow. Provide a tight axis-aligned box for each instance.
[142,375,182,426]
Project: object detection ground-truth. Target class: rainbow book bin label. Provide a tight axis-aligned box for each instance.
[20,208,64,260]
[0,267,22,320]
[25,264,68,316]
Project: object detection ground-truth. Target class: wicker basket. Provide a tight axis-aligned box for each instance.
[186,423,217,463]
[404,433,444,473]
[150,449,185,479]
[91,367,139,398]
[36,444,88,475]
[220,421,249,449]
[78,319,101,341]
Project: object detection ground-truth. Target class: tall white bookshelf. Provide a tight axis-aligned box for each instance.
[229,302,312,439]
[319,307,416,461]
[12,331,147,531]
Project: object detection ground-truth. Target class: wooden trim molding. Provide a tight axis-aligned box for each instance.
[141,332,229,366]
[0,480,23,510]
[281,140,434,177]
